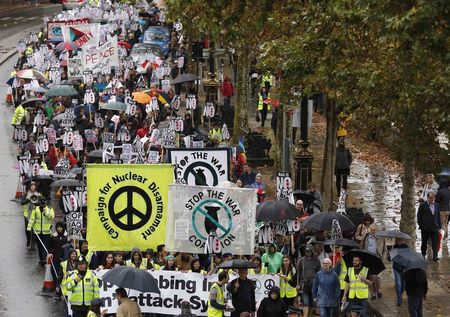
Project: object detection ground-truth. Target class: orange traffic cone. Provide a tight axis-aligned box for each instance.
[15,177,24,199]
[5,86,13,105]
[42,255,55,292]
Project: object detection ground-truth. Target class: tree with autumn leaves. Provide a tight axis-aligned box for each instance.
[165,0,450,238]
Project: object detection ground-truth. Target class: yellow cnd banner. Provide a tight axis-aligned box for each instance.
[87,164,173,251]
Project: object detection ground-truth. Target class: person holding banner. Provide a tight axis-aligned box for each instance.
[248,255,267,275]
[278,255,297,307]
[66,255,100,317]
[77,240,97,269]
[59,248,79,301]
[208,271,230,317]
[162,255,178,271]
[190,259,207,275]
[97,252,116,270]
[27,197,54,266]
[126,247,147,269]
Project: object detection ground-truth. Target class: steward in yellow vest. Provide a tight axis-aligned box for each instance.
[11,103,26,126]
[278,256,297,304]
[66,256,100,316]
[342,256,371,316]
[27,201,54,235]
[126,247,148,269]
[59,249,78,297]
[207,271,229,317]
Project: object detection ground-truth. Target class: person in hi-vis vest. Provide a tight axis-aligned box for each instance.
[342,255,372,317]
[208,271,232,317]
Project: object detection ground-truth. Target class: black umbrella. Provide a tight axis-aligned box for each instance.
[172,73,200,84]
[375,230,412,240]
[87,149,103,158]
[217,259,257,270]
[101,266,160,293]
[324,238,359,248]
[390,248,426,270]
[50,179,85,188]
[343,249,386,275]
[21,98,46,108]
[60,79,81,86]
[256,200,299,222]
[302,212,355,232]
[292,190,316,205]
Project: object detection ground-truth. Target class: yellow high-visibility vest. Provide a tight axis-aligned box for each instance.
[348,267,369,299]
[338,259,347,290]
[65,269,100,306]
[126,258,148,269]
[11,104,26,125]
[279,269,297,298]
[207,282,224,317]
[27,206,54,234]
[257,94,270,111]
[248,266,268,275]
[77,249,95,265]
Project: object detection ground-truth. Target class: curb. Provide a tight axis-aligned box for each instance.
[0,49,16,67]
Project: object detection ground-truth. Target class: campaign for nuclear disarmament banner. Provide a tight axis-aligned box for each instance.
[95,270,279,315]
[166,184,257,255]
[167,148,230,186]
[87,164,173,251]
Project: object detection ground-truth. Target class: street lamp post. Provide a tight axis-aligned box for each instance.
[293,97,314,190]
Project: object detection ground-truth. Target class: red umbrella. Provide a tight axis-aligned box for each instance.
[118,41,132,49]
[55,41,79,52]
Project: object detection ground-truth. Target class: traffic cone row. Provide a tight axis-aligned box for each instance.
[42,255,55,292]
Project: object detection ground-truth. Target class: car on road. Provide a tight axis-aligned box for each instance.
[143,26,170,57]
[62,0,86,10]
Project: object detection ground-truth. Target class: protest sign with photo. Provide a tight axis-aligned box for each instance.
[94,270,278,316]
[87,164,174,250]
[166,184,257,255]
[167,148,230,186]
[67,55,83,79]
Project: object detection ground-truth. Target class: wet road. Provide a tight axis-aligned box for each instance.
[0,4,65,317]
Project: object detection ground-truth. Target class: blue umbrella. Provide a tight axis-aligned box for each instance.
[6,77,14,86]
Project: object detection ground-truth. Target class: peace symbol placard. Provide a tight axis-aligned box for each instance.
[87,164,174,251]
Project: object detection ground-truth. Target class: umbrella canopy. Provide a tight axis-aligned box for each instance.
[31,86,47,93]
[217,259,257,270]
[60,79,81,86]
[17,69,45,80]
[46,85,78,97]
[118,41,132,49]
[390,248,426,270]
[324,238,359,248]
[100,102,127,112]
[55,41,80,52]
[343,249,386,275]
[101,266,160,293]
[256,200,299,222]
[303,212,355,232]
[292,190,316,205]
[50,179,85,188]
[172,73,200,84]
[20,98,46,108]
[87,149,103,158]
[376,230,412,240]
[133,91,152,104]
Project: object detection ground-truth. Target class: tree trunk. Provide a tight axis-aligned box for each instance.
[231,48,250,143]
[321,95,338,211]
[399,147,416,240]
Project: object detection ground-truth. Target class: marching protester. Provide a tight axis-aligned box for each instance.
[312,258,340,317]
[207,271,230,317]
[49,221,68,297]
[115,287,142,317]
[27,197,54,265]
[296,245,321,317]
[361,224,384,299]
[404,268,428,317]
[21,181,41,248]
[257,286,286,317]
[277,255,297,306]
[226,268,256,317]
[342,255,372,317]
[126,248,147,269]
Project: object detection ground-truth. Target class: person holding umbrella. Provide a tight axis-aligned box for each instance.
[388,238,408,306]
[226,268,256,317]
[342,255,372,317]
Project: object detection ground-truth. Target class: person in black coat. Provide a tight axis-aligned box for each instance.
[49,221,68,298]
[227,268,256,317]
[417,192,441,261]
[335,137,352,194]
[257,286,286,317]
[404,268,428,317]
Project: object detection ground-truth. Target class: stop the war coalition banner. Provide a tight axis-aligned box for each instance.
[166,184,257,254]
[95,270,279,315]
[86,164,173,250]
[167,148,230,186]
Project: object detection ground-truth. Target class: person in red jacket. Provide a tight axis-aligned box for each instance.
[48,145,78,169]
[220,76,234,107]
[136,121,150,139]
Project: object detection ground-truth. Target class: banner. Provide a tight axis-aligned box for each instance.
[167,148,230,186]
[87,164,173,251]
[95,270,279,316]
[68,55,83,79]
[47,18,90,42]
[62,23,100,48]
[82,36,119,74]
[166,184,257,254]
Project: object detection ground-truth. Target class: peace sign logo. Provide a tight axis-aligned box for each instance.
[108,186,152,231]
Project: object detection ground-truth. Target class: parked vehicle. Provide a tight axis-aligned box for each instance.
[143,26,170,57]
[62,0,86,10]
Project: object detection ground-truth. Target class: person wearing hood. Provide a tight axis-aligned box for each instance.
[257,286,286,317]
[261,244,283,273]
[176,300,197,317]
[50,221,68,299]
[77,240,97,269]
[312,258,340,317]
[296,245,321,317]
[126,248,147,269]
